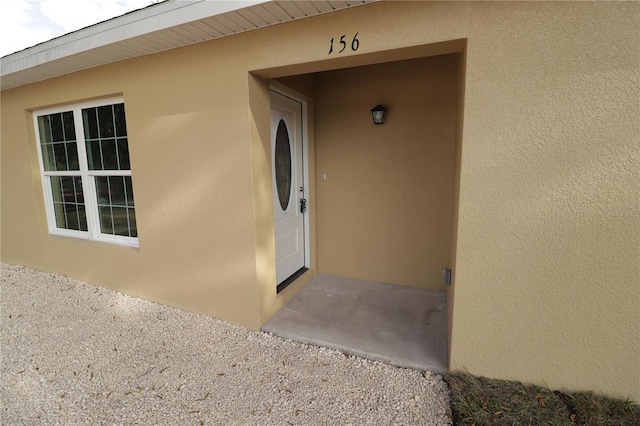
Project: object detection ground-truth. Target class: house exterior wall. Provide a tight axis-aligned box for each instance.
[313,56,459,290]
[444,2,639,403]
[1,1,638,401]
[1,41,264,328]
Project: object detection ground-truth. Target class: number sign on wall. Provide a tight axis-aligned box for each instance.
[329,33,359,55]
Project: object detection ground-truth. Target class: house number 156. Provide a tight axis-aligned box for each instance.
[329,33,359,55]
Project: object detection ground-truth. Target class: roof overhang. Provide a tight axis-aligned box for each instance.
[1,0,376,91]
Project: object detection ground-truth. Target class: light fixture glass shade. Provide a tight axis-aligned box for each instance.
[370,105,386,125]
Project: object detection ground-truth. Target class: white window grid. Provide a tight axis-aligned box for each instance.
[33,97,138,247]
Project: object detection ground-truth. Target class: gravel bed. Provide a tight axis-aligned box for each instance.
[1,263,452,425]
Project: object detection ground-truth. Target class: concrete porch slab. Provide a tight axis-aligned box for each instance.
[262,274,448,373]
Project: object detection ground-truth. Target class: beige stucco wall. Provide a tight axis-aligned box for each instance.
[2,1,638,401]
[313,56,459,289]
[447,2,639,403]
[1,46,264,328]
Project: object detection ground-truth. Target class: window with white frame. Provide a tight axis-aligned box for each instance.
[34,97,138,247]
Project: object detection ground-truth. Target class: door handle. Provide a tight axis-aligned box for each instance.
[300,198,307,213]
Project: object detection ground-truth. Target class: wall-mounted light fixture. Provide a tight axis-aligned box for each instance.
[370,105,386,125]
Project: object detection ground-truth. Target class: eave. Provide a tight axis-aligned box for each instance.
[1,0,375,91]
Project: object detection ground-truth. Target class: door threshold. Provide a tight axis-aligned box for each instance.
[277,267,308,293]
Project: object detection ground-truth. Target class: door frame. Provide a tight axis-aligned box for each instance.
[269,82,311,289]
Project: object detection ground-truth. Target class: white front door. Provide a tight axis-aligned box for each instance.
[271,90,306,287]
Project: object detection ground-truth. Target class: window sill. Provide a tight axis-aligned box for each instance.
[50,229,139,248]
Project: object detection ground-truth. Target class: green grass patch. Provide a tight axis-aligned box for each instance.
[446,372,639,425]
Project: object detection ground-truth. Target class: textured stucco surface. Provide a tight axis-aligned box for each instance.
[2,1,638,401]
[447,2,639,402]
[314,56,459,290]
[1,39,262,329]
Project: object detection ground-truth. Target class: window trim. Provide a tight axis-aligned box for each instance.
[33,96,138,247]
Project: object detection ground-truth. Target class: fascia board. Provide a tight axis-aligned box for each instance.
[1,0,269,77]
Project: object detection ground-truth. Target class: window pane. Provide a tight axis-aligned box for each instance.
[83,108,98,139]
[38,115,52,143]
[41,144,56,171]
[86,140,102,170]
[67,142,79,170]
[54,201,67,229]
[46,142,79,172]
[96,176,111,205]
[50,176,87,231]
[117,138,130,170]
[83,104,130,171]
[53,143,68,170]
[114,103,127,137]
[128,209,137,237]
[95,176,136,237]
[50,113,64,142]
[66,207,82,231]
[275,119,292,211]
[110,177,126,206]
[38,112,78,171]
[98,105,115,138]
[125,176,134,207]
[112,207,129,236]
[63,111,76,140]
[99,206,114,234]
[51,176,64,203]
[78,205,88,232]
[101,139,118,170]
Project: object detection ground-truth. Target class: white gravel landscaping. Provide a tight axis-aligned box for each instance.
[1,263,452,425]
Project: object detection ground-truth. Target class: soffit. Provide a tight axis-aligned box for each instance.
[1,0,376,91]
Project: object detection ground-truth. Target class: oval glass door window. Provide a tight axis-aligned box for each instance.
[275,119,292,211]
